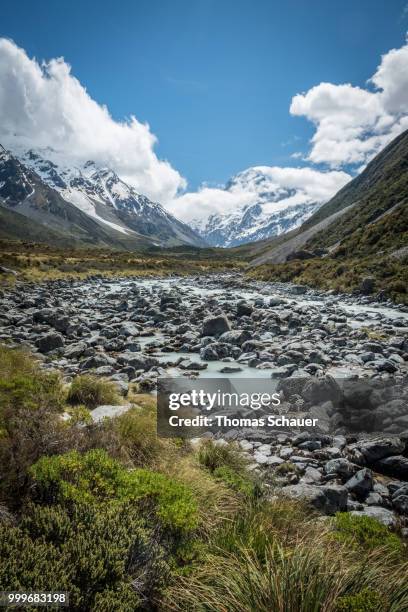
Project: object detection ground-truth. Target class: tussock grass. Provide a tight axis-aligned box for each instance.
[163,498,408,611]
[197,440,250,474]
[67,375,120,409]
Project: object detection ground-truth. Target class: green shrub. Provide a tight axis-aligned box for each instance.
[0,502,167,611]
[0,345,36,379]
[0,346,64,417]
[335,588,386,612]
[213,466,260,498]
[66,405,93,426]
[0,406,78,507]
[333,513,404,557]
[67,375,120,409]
[30,449,199,533]
[0,372,64,415]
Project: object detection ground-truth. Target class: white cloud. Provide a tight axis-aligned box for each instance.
[169,166,351,223]
[0,38,185,203]
[290,37,408,168]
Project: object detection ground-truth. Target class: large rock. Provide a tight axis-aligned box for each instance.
[80,354,115,370]
[324,458,358,480]
[91,404,132,423]
[392,495,408,515]
[219,329,251,345]
[116,352,158,371]
[36,332,64,353]
[302,376,342,405]
[345,468,374,501]
[351,506,396,528]
[375,455,408,480]
[199,345,219,361]
[282,483,347,515]
[237,301,253,317]
[348,437,405,465]
[64,341,87,359]
[202,315,231,337]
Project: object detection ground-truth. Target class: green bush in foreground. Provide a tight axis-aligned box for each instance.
[30,449,199,533]
[67,375,120,409]
[333,512,404,557]
[0,502,166,611]
[335,588,386,612]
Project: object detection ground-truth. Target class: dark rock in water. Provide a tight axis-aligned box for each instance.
[116,352,158,371]
[219,366,243,374]
[199,345,219,361]
[178,359,208,371]
[289,285,308,295]
[202,315,231,337]
[345,468,374,501]
[36,332,64,353]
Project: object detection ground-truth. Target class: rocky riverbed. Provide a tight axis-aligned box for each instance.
[1,273,408,528]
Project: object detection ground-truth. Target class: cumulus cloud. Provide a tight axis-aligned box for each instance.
[169,166,351,223]
[0,38,185,203]
[290,37,408,167]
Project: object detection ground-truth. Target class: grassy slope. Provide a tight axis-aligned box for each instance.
[246,130,408,302]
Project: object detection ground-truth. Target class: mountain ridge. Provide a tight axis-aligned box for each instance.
[0,145,206,250]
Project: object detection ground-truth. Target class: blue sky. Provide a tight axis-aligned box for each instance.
[2,0,408,192]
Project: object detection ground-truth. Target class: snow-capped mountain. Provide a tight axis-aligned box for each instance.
[13,148,206,247]
[192,167,324,247]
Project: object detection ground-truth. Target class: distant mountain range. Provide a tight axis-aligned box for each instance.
[0,146,206,249]
[1,130,406,261]
[192,167,323,247]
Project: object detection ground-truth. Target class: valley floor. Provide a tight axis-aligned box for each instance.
[1,271,408,610]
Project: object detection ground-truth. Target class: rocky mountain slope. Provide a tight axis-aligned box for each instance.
[192,167,322,247]
[249,130,408,266]
[0,145,205,249]
[247,130,408,302]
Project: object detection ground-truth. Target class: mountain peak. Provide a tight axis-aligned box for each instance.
[9,146,205,248]
[193,166,322,247]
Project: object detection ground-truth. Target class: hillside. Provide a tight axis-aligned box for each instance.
[0,146,206,250]
[249,130,408,263]
[247,130,408,301]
